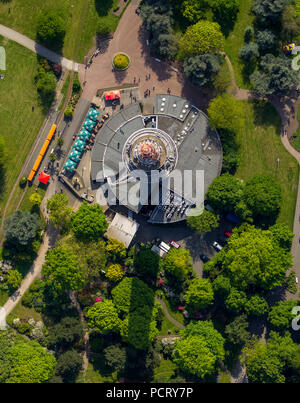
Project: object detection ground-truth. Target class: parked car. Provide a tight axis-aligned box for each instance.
[200,254,210,263]
[224,231,232,238]
[225,212,240,225]
[213,241,223,252]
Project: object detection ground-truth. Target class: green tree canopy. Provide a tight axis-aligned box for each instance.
[207,93,244,132]
[120,306,159,350]
[268,300,299,331]
[183,54,221,88]
[206,173,244,213]
[225,288,247,313]
[71,202,108,241]
[243,174,282,222]
[225,314,250,346]
[269,223,294,251]
[29,192,42,206]
[106,264,124,282]
[185,278,214,310]
[222,226,291,290]
[173,321,225,378]
[47,193,72,229]
[60,234,107,284]
[87,300,121,334]
[242,331,297,383]
[252,0,288,26]
[55,350,82,383]
[6,269,22,290]
[42,246,84,292]
[250,54,298,96]
[181,0,211,23]
[134,247,160,277]
[47,316,83,349]
[0,332,56,383]
[4,210,40,248]
[187,209,220,234]
[178,20,224,59]
[212,275,231,298]
[37,9,66,49]
[172,335,217,378]
[103,344,127,373]
[244,295,269,316]
[106,238,127,262]
[111,277,155,314]
[162,247,192,281]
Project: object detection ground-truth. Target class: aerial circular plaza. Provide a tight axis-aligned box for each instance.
[91,94,223,224]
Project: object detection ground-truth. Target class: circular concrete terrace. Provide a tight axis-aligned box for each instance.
[91,94,223,224]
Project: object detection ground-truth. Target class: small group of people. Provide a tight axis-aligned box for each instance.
[144,89,151,98]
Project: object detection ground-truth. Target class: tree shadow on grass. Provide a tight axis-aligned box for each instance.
[250,99,282,131]
[241,60,256,87]
[122,252,160,381]
[0,165,6,200]
[215,15,238,39]
[95,0,114,17]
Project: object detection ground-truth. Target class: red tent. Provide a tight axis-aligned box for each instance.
[104,90,120,101]
[38,171,50,185]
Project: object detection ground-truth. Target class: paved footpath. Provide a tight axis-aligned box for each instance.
[1,233,49,322]
[0,24,79,71]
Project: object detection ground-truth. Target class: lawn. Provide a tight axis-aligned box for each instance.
[0,37,46,212]
[224,0,254,89]
[0,0,121,62]
[217,371,231,383]
[155,291,185,326]
[159,314,181,336]
[153,358,177,383]
[0,289,9,306]
[18,184,46,213]
[290,103,300,152]
[235,100,299,229]
[7,300,42,327]
[83,354,117,383]
[58,72,70,111]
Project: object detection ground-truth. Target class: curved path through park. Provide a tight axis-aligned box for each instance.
[223,55,300,293]
[1,233,49,318]
[0,24,79,71]
[155,297,185,330]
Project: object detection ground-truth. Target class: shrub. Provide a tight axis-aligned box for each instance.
[113,54,130,70]
[105,264,124,282]
[64,107,73,119]
[19,176,27,188]
[72,74,81,93]
[96,21,112,36]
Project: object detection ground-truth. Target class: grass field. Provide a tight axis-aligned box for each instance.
[290,104,300,152]
[7,300,42,327]
[0,0,121,62]
[153,358,177,382]
[159,316,180,336]
[235,100,299,228]
[224,0,254,89]
[0,37,46,212]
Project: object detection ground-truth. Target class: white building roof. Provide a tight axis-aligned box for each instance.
[106,213,139,248]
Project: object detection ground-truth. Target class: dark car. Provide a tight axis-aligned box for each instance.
[218,235,228,245]
[200,254,210,263]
